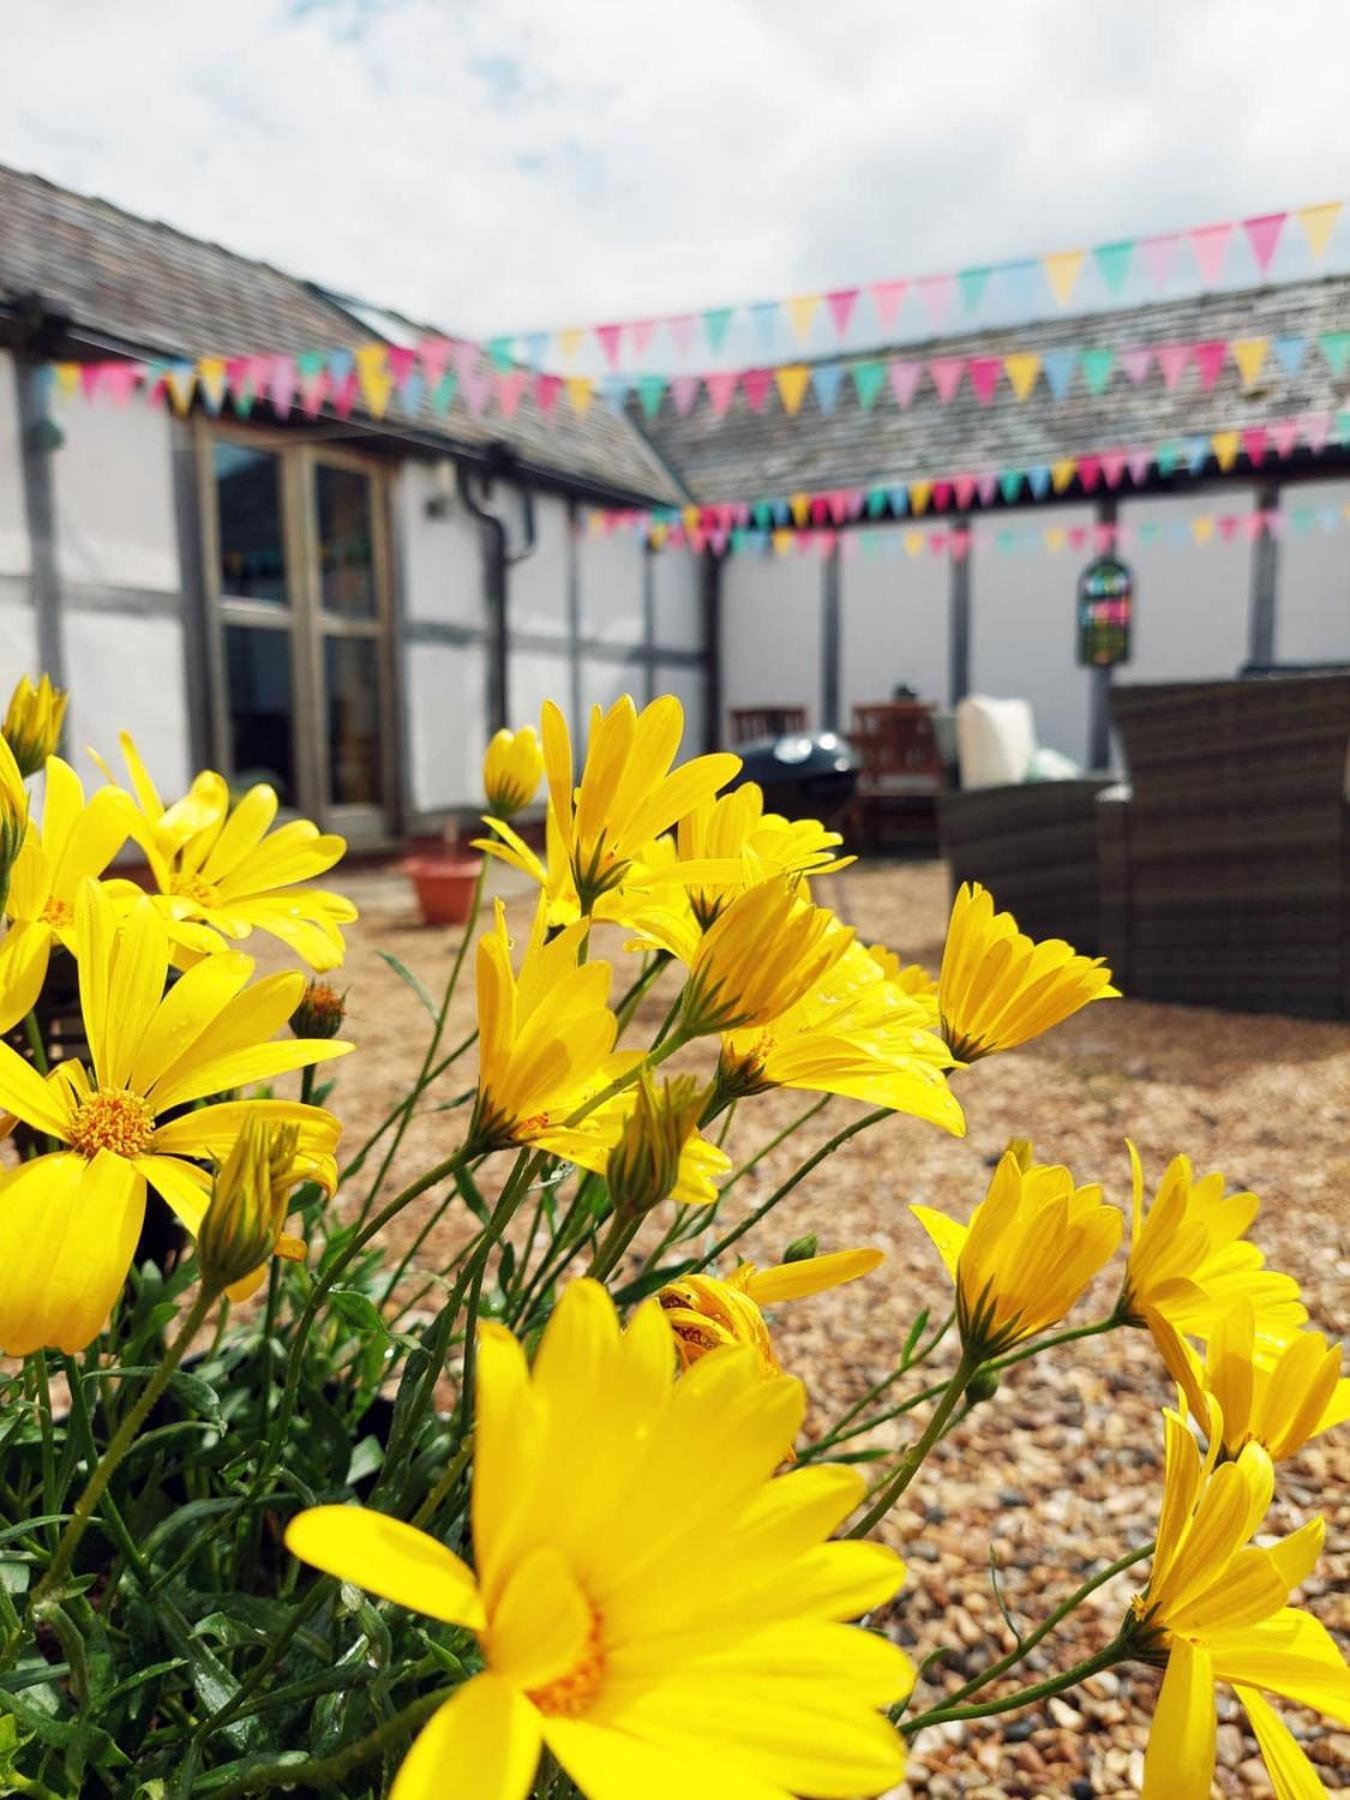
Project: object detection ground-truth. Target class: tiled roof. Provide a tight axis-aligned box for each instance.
[0,163,685,506]
[637,277,1350,503]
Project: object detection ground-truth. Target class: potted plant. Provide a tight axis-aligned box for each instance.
[403,822,483,925]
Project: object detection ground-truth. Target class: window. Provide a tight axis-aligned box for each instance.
[214,444,287,604]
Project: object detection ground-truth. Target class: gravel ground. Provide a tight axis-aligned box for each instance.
[304,856,1348,1800]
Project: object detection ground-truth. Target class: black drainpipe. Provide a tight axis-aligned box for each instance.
[456,447,537,732]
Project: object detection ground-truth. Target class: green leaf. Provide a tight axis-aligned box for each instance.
[374,949,439,1022]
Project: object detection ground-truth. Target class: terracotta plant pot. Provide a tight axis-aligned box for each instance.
[404,853,483,926]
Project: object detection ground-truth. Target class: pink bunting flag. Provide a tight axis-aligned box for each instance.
[707,529,729,556]
[386,346,417,387]
[825,288,860,336]
[730,501,751,527]
[1240,426,1268,467]
[1093,522,1117,553]
[462,367,492,417]
[953,473,976,510]
[1100,451,1127,488]
[671,375,700,417]
[918,273,956,329]
[931,479,953,513]
[631,319,657,357]
[419,337,453,387]
[816,529,837,555]
[78,363,105,398]
[1190,222,1233,284]
[688,527,706,554]
[810,495,830,526]
[928,356,965,403]
[1264,511,1285,539]
[870,279,908,332]
[1242,212,1286,273]
[495,371,529,417]
[595,324,623,369]
[1192,341,1227,389]
[1241,511,1265,542]
[977,472,998,506]
[924,530,945,556]
[330,370,359,419]
[741,367,772,411]
[1156,343,1191,390]
[534,372,563,413]
[705,372,738,417]
[1077,454,1102,493]
[1139,233,1180,290]
[1120,347,1153,385]
[667,314,697,356]
[299,365,328,419]
[454,340,481,383]
[1068,525,1089,552]
[109,362,145,405]
[951,527,970,562]
[1269,417,1301,458]
[967,356,1001,405]
[1127,447,1153,485]
[269,357,297,419]
[888,359,921,407]
[827,491,850,526]
[1217,514,1241,543]
[1301,410,1332,452]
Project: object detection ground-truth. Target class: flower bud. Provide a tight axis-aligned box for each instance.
[290,980,347,1040]
[0,739,27,918]
[483,726,544,818]
[198,1116,304,1299]
[966,1367,1001,1405]
[3,674,68,779]
[607,1073,706,1222]
[782,1234,819,1263]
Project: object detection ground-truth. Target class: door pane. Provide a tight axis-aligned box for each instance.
[325,636,383,806]
[214,444,287,604]
[317,465,377,617]
[224,625,296,804]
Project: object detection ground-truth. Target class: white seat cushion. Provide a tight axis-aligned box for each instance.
[955,696,1037,790]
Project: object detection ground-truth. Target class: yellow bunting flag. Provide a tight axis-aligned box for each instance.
[1230,338,1269,389]
[165,365,196,415]
[1045,525,1068,553]
[55,363,81,397]
[1043,249,1086,305]
[682,505,701,532]
[565,376,594,415]
[772,529,794,556]
[909,479,933,516]
[355,345,392,418]
[775,365,811,415]
[588,510,606,535]
[786,294,822,344]
[789,493,810,527]
[1003,352,1042,400]
[1210,430,1241,471]
[649,522,669,549]
[903,529,925,558]
[1051,458,1077,493]
[1295,200,1342,260]
[1192,514,1216,545]
[557,327,586,364]
[196,357,229,412]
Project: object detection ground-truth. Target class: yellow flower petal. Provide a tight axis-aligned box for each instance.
[1236,1685,1327,1800]
[391,1675,541,1800]
[741,1249,885,1307]
[0,1151,145,1355]
[1143,1638,1216,1799]
[284,1505,485,1629]
[485,1544,593,1691]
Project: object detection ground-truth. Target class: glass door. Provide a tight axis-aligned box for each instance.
[202,427,396,841]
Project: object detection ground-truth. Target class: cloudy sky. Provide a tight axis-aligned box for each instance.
[4,0,1350,352]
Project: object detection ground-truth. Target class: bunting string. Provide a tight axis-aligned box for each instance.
[44,321,1350,431]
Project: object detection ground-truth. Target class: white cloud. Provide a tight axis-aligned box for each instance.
[3,0,1349,354]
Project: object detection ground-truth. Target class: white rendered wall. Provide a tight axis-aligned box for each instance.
[0,593,38,687]
[509,646,572,736]
[1275,480,1350,664]
[398,463,486,629]
[406,639,488,812]
[655,659,706,749]
[721,550,821,736]
[0,356,28,581]
[580,654,640,720]
[511,493,571,640]
[578,528,644,648]
[842,532,950,723]
[652,545,704,652]
[1115,489,1255,683]
[51,393,179,592]
[66,610,193,799]
[969,505,1097,763]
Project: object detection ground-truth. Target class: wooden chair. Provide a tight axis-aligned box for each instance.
[848,702,944,851]
[729,705,808,745]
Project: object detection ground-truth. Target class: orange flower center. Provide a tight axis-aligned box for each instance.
[40,896,74,928]
[171,872,221,909]
[524,1609,606,1718]
[68,1089,155,1159]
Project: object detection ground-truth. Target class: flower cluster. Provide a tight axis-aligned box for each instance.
[1,678,1342,1800]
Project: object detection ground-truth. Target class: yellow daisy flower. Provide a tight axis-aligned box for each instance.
[3,673,68,778]
[660,1248,886,1377]
[482,726,544,818]
[0,755,135,1033]
[938,881,1118,1061]
[287,1279,912,1800]
[0,881,349,1355]
[718,937,964,1134]
[93,732,357,970]
[676,781,852,927]
[1131,1398,1350,1798]
[912,1148,1122,1359]
[541,693,739,912]
[1117,1142,1306,1338]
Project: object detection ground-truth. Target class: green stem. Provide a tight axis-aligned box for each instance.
[803,1309,955,1460]
[900,1637,1128,1736]
[848,1347,980,1539]
[33,1286,215,1605]
[410,1433,475,1533]
[921,1541,1154,1719]
[588,1212,640,1283]
[340,1030,478,1184]
[21,1010,47,1076]
[206,1687,447,1798]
